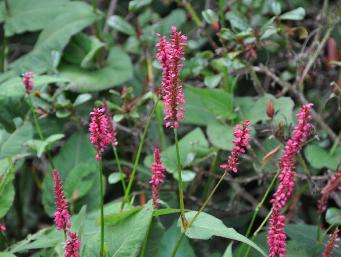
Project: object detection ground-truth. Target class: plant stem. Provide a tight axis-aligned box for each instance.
[99,161,105,257]
[123,98,160,209]
[171,172,227,257]
[113,145,127,194]
[92,0,97,14]
[202,150,221,200]
[27,96,55,169]
[239,170,279,257]
[177,0,203,27]
[174,128,187,228]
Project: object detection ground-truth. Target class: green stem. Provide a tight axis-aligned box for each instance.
[123,98,160,209]
[171,172,227,257]
[155,102,166,150]
[27,96,55,169]
[177,0,203,27]
[240,170,279,257]
[92,0,97,14]
[113,145,127,193]
[99,161,105,257]
[174,128,187,228]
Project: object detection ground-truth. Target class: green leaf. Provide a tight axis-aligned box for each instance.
[225,12,250,31]
[286,241,309,257]
[280,7,305,21]
[304,144,341,170]
[202,9,218,24]
[60,47,133,92]
[0,169,15,218]
[107,15,136,36]
[153,208,181,217]
[207,122,234,151]
[108,172,125,184]
[144,220,165,257]
[223,243,233,257]
[0,253,17,257]
[160,222,196,257]
[0,122,33,159]
[179,212,267,257]
[235,94,294,125]
[42,131,96,216]
[129,0,152,12]
[184,87,234,125]
[157,9,186,35]
[110,203,153,257]
[73,93,92,106]
[204,74,222,88]
[3,1,100,77]
[104,207,142,226]
[2,0,69,36]
[326,208,341,226]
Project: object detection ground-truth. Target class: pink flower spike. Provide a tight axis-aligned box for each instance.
[0,224,6,231]
[322,227,340,257]
[318,172,341,213]
[149,146,166,208]
[52,169,71,231]
[156,26,187,128]
[89,107,111,160]
[64,231,81,257]
[103,101,118,147]
[267,103,313,257]
[21,71,34,95]
[220,120,251,173]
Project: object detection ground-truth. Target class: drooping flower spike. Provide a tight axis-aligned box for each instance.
[21,71,34,95]
[64,231,81,257]
[318,172,341,213]
[89,107,112,160]
[156,26,187,128]
[267,103,313,257]
[322,227,340,257]
[220,120,251,173]
[150,146,166,208]
[52,169,71,231]
[0,224,6,231]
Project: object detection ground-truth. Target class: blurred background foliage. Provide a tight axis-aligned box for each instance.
[0,0,341,256]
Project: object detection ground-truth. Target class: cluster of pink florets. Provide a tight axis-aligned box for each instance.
[22,71,34,95]
[103,101,118,147]
[89,107,112,160]
[150,147,166,208]
[0,224,6,231]
[156,26,187,128]
[64,231,81,257]
[322,228,340,257]
[268,104,313,257]
[52,170,80,257]
[318,172,341,213]
[52,170,71,231]
[220,120,251,173]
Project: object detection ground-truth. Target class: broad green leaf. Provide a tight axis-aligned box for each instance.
[184,87,234,125]
[326,208,341,226]
[107,15,136,36]
[3,1,100,77]
[2,0,69,36]
[144,220,165,257]
[129,0,152,12]
[207,122,234,150]
[304,144,341,170]
[42,131,96,216]
[280,7,305,21]
[286,241,309,257]
[204,74,222,88]
[179,212,267,257]
[60,47,133,92]
[0,122,33,159]
[73,93,92,106]
[157,9,186,35]
[25,134,64,157]
[110,203,153,257]
[160,222,196,257]
[0,165,15,218]
[235,94,294,125]
[202,9,218,24]
[64,161,98,201]
[153,208,181,217]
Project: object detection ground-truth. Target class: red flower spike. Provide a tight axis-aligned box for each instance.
[64,231,81,257]
[220,120,251,173]
[22,71,34,95]
[322,227,340,257]
[52,169,71,231]
[149,146,166,208]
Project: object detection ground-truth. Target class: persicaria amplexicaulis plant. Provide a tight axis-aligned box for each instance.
[64,231,81,257]
[322,227,340,257]
[21,71,33,95]
[103,100,118,147]
[268,103,313,257]
[150,146,166,208]
[318,172,341,213]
